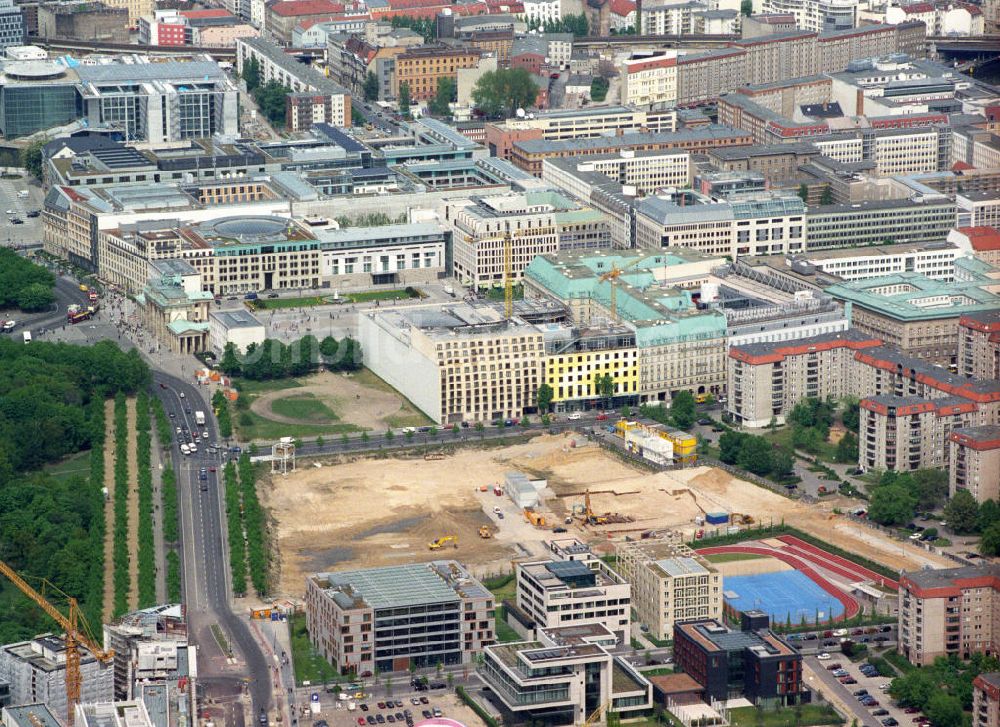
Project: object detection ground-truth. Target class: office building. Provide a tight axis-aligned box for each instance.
[515,553,631,643]
[635,191,806,259]
[542,149,691,198]
[620,51,677,109]
[859,395,979,473]
[805,197,956,251]
[950,426,1000,504]
[76,702,156,727]
[0,635,114,721]
[509,127,752,176]
[235,37,351,128]
[542,324,641,411]
[898,565,1000,666]
[393,45,482,101]
[825,262,1000,365]
[792,241,964,283]
[673,619,803,706]
[305,561,494,675]
[959,311,1000,381]
[478,624,652,726]
[446,191,611,290]
[974,673,1000,727]
[525,249,729,402]
[358,304,545,425]
[0,54,238,141]
[615,534,722,642]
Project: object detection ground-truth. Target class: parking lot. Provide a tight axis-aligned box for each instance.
[806,653,922,727]
[303,688,482,727]
[0,177,43,248]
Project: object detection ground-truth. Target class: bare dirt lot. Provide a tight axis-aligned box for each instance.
[266,434,953,598]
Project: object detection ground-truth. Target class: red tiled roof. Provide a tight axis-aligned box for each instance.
[902,2,934,12]
[953,160,974,171]
[180,8,232,18]
[955,1,981,15]
[610,0,635,16]
[270,0,344,17]
[958,226,1000,252]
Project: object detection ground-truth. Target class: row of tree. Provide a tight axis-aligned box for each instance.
[524,13,589,35]
[0,250,55,312]
[223,460,248,596]
[239,454,269,596]
[136,392,156,608]
[219,335,362,381]
[112,393,130,616]
[242,56,290,127]
[166,551,182,603]
[213,389,233,438]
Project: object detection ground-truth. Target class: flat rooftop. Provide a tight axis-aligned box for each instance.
[2,705,63,727]
[311,561,490,610]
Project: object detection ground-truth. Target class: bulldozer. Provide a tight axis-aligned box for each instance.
[428,536,458,550]
[478,526,492,539]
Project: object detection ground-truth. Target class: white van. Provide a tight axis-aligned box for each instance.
[180,443,190,455]
[567,412,582,420]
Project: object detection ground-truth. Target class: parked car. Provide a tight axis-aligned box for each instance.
[817,653,831,660]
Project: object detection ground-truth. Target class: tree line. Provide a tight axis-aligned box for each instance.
[218,335,362,381]
[136,392,156,608]
[241,57,290,127]
[0,339,147,641]
[112,393,130,616]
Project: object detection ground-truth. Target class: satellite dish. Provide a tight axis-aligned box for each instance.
[516,108,526,117]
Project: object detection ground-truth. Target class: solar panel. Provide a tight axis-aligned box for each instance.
[90,146,151,169]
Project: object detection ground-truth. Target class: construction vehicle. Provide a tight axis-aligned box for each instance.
[0,559,113,726]
[428,536,458,550]
[524,510,546,527]
[576,490,634,526]
[478,526,492,539]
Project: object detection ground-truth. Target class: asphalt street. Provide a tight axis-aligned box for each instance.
[153,370,272,718]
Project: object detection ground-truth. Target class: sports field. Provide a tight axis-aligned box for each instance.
[723,570,845,625]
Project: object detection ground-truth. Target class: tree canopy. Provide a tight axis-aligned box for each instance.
[669,390,696,429]
[472,68,539,119]
[252,80,290,127]
[226,335,361,380]
[429,77,456,117]
[944,489,980,534]
[364,71,380,102]
[868,482,917,526]
[0,250,55,312]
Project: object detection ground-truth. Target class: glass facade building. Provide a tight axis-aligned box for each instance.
[0,84,81,138]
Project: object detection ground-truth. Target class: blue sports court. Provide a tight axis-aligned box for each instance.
[722,570,845,625]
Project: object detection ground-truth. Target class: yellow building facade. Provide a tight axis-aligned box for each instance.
[544,347,639,403]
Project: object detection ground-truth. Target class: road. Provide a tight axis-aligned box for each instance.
[152,369,272,721]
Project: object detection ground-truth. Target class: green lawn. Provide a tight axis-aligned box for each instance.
[728,705,841,727]
[236,409,361,441]
[639,667,674,676]
[761,426,838,463]
[290,612,342,686]
[483,573,516,602]
[43,449,92,482]
[702,552,766,563]
[496,607,523,643]
[344,288,419,303]
[253,296,326,310]
[270,393,340,423]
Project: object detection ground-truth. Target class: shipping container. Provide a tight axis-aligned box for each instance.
[706,512,729,525]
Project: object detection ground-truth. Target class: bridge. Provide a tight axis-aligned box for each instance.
[928,35,1000,57]
[574,33,737,48]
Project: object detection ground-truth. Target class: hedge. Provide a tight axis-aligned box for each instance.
[456,686,497,727]
[161,466,179,543]
[152,397,172,450]
[224,461,248,595]
[239,454,268,596]
[113,393,130,616]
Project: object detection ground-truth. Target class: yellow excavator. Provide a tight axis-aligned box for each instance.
[428,536,458,550]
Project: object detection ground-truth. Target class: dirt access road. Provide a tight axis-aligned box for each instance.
[265,434,952,598]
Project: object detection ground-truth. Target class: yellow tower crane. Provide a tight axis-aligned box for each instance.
[0,560,114,727]
[597,257,645,322]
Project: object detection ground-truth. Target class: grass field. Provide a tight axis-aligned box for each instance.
[344,289,417,303]
[728,705,841,727]
[43,449,91,482]
[702,552,766,563]
[290,612,341,686]
[270,394,340,424]
[234,378,361,440]
[251,289,420,310]
[761,426,838,462]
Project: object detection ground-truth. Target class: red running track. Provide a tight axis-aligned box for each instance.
[776,535,899,591]
[696,545,861,621]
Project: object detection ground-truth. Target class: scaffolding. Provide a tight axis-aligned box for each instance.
[271,437,296,475]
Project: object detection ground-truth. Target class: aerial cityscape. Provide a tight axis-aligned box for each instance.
[1,3,1000,727]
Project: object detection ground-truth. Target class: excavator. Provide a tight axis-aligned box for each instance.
[428,536,458,550]
[478,526,492,539]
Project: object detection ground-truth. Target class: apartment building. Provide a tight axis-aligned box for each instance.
[734,31,817,87]
[804,197,957,251]
[525,249,729,402]
[816,23,898,73]
[620,52,678,109]
[973,673,1000,727]
[509,127,752,176]
[515,554,632,643]
[898,565,1000,666]
[615,534,722,642]
[762,0,857,32]
[674,619,803,706]
[484,106,678,160]
[478,624,652,726]
[727,330,882,428]
[959,311,1000,381]
[358,304,545,425]
[235,37,351,126]
[950,426,1000,504]
[0,635,114,722]
[305,561,494,675]
[825,263,1000,365]
[859,395,979,473]
[393,45,482,101]
[796,241,964,282]
[635,191,806,259]
[445,191,610,289]
[676,47,746,107]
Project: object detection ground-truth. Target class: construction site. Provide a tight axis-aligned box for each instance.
[264,433,955,597]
